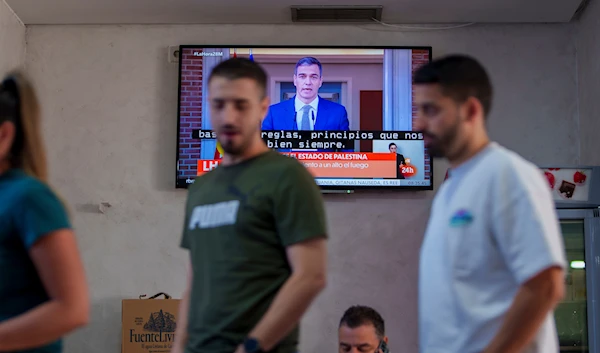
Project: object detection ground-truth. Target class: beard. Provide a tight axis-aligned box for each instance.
[219,136,247,156]
[426,142,444,158]
[423,116,462,159]
[218,123,261,157]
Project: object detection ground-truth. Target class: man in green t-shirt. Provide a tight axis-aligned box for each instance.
[172,57,328,353]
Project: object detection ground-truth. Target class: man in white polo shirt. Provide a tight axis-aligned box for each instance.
[414,54,566,353]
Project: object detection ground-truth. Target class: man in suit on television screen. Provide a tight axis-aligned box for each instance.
[389,142,406,180]
[262,57,350,132]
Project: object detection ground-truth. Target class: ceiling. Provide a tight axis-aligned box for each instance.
[4,0,587,25]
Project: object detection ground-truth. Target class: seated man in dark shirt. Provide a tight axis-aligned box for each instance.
[338,305,389,353]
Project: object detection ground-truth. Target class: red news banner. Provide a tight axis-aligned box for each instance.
[197,152,418,178]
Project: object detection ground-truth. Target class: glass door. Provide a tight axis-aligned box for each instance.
[556,219,588,352]
[556,209,600,353]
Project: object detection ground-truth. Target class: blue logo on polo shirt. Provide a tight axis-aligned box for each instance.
[449,209,473,227]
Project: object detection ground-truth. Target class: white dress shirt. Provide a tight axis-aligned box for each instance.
[295,95,319,130]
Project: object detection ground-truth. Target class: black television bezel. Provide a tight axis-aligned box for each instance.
[175,44,433,191]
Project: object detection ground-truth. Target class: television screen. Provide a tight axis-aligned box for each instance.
[176,45,433,190]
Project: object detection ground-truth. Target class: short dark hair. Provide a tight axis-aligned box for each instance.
[413,54,493,117]
[208,57,268,98]
[389,143,396,149]
[295,57,322,77]
[339,305,385,338]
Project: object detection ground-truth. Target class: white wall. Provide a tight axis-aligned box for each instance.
[24,23,577,353]
[577,1,600,165]
[0,0,24,74]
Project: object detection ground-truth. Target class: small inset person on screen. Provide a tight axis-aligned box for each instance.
[262,57,350,131]
[389,143,406,180]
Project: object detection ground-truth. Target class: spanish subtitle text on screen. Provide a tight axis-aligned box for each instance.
[193,130,424,150]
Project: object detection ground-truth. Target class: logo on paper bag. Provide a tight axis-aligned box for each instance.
[143,309,176,332]
[129,309,177,350]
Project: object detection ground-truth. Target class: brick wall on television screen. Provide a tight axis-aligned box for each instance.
[178,48,203,178]
[411,49,431,181]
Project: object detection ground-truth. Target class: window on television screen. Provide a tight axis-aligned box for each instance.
[176,46,432,190]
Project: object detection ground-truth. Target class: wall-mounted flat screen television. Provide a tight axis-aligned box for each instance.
[176,45,433,191]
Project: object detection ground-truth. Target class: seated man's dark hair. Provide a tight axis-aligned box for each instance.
[339,305,385,339]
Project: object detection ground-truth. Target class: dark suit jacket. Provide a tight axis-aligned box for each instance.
[396,153,406,180]
[262,96,351,152]
[262,96,350,131]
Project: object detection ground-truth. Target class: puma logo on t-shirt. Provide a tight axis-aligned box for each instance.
[188,200,240,230]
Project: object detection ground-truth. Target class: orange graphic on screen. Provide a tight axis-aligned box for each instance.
[197,152,418,178]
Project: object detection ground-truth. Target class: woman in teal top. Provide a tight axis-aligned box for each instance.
[0,72,89,352]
